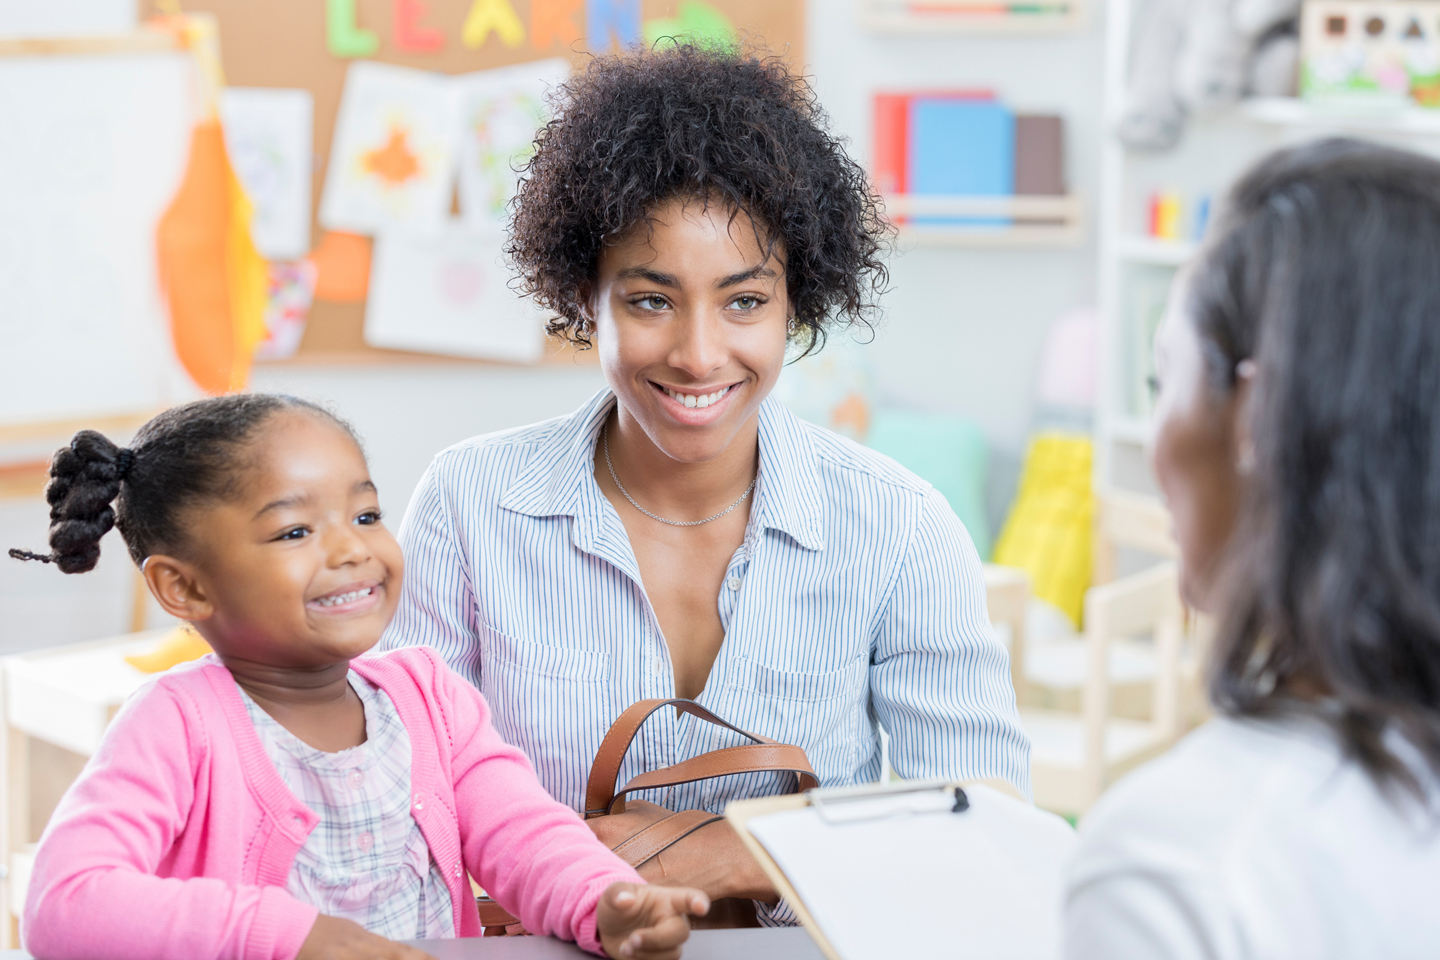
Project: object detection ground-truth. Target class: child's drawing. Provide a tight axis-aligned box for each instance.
[364,221,546,362]
[454,59,569,229]
[320,61,456,236]
[253,260,317,361]
[219,88,313,260]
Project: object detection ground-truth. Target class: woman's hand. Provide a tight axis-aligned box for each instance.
[597,882,709,960]
[296,915,438,960]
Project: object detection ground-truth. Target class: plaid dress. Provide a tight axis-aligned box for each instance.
[239,673,455,940]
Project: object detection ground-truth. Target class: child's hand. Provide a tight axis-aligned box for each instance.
[597,882,709,960]
[296,915,439,960]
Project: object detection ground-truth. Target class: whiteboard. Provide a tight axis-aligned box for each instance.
[0,54,200,426]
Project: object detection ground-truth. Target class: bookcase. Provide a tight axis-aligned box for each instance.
[861,0,1090,35]
[1094,0,1440,495]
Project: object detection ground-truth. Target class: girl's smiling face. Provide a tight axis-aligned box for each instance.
[148,410,403,668]
[590,197,791,464]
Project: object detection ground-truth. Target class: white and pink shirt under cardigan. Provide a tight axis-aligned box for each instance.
[22,647,643,960]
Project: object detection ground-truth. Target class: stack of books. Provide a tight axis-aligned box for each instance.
[874,90,1065,227]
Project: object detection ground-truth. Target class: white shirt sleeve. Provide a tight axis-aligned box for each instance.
[1065,863,1228,960]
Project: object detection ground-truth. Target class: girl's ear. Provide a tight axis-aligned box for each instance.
[1234,359,1258,475]
[141,555,216,623]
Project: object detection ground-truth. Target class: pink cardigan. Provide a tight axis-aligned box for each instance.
[23,647,642,960]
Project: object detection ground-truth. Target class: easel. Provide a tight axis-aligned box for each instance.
[0,27,191,937]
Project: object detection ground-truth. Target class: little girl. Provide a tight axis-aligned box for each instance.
[9,393,707,960]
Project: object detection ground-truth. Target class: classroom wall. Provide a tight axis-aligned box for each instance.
[0,0,1106,652]
[807,0,1106,488]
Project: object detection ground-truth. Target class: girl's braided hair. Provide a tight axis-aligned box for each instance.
[9,394,353,573]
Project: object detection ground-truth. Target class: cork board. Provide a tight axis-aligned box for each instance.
[151,0,806,365]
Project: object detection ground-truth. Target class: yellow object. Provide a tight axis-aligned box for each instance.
[462,0,526,48]
[124,626,213,673]
[1154,191,1182,241]
[993,434,1094,627]
[226,166,269,374]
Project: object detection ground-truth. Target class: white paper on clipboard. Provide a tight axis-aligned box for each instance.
[744,783,1077,960]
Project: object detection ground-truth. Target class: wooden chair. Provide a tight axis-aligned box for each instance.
[1015,491,1208,816]
[1024,561,1185,815]
[983,564,1030,704]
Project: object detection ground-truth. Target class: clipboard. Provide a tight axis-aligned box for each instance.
[726,778,1076,960]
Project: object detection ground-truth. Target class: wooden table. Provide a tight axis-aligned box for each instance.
[1,926,823,960]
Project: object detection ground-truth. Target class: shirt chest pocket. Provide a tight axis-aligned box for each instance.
[480,622,611,683]
[721,656,868,780]
[477,623,614,772]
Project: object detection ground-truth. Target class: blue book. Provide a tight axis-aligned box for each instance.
[908,98,1015,226]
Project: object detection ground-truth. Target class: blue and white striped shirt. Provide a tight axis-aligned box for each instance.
[383,387,1030,853]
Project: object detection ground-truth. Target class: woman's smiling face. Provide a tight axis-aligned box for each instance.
[590,197,791,464]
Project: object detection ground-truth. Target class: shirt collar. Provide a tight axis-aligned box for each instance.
[499,388,826,552]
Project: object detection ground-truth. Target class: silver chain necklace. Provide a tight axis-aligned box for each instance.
[603,424,756,527]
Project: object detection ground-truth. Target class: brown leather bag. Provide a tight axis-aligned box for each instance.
[477,698,818,936]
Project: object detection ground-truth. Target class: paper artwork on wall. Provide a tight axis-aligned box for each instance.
[254,260,318,361]
[365,222,545,362]
[0,0,135,38]
[219,88,314,261]
[320,61,456,236]
[454,58,569,230]
[0,53,198,424]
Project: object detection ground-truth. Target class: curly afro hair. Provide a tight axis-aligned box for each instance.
[506,43,892,355]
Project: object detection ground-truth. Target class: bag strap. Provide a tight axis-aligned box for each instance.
[609,809,725,867]
[585,698,819,817]
[611,743,818,812]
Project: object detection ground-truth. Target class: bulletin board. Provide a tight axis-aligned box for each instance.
[158,0,806,365]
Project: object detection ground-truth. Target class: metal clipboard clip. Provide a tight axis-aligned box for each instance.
[804,778,970,825]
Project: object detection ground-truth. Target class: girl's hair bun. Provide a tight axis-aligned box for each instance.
[10,393,357,575]
[11,430,129,573]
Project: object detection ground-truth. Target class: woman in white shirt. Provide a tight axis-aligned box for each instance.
[1064,139,1440,958]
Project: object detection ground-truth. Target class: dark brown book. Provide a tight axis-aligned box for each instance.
[1015,115,1066,196]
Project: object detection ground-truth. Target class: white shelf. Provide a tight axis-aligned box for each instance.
[886,194,1084,248]
[1104,416,1151,446]
[1240,97,1440,136]
[862,0,1087,34]
[1114,236,1196,266]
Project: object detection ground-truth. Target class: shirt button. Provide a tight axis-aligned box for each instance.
[356,832,374,852]
[347,769,364,789]
[727,576,742,591]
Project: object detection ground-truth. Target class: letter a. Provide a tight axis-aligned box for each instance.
[462,0,525,49]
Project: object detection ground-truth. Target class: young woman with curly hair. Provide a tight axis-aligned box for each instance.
[383,45,1030,923]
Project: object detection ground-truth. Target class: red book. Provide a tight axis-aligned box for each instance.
[874,89,993,227]
[873,93,910,196]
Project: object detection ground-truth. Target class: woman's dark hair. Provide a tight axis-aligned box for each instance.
[9,394,354,574]
[1189,138,1440,800]
[506,43,891,355]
